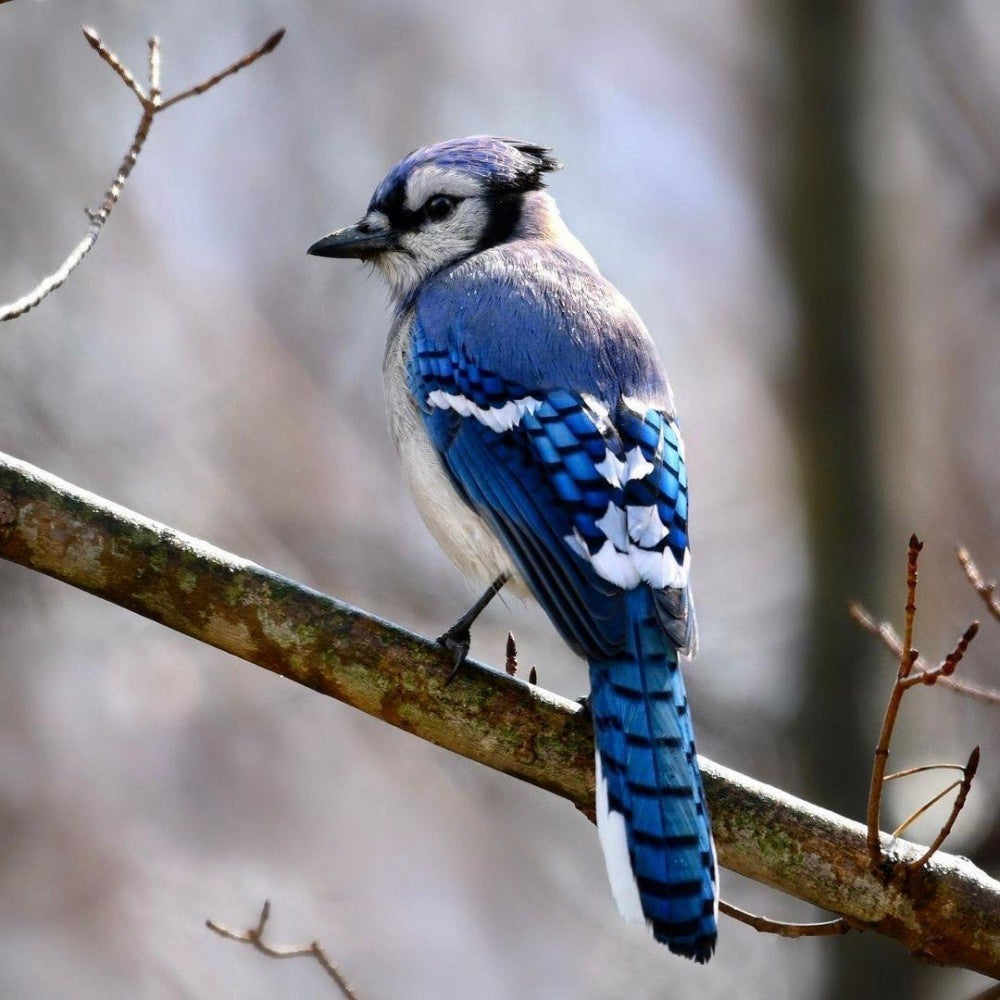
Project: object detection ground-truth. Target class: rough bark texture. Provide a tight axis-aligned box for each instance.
[0,451,997,978]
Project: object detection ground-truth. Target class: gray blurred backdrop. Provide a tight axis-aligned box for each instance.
[1,2,997,998]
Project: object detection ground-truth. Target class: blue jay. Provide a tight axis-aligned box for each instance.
[308,136,717,962]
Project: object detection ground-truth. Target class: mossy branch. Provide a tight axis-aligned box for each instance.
[0,451,997,977]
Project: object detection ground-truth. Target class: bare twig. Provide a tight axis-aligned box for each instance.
[908,746,980,874]
[866,535,923,867]
[884,763,967,782]
[901,534,921,678]
[957,547,1000,623]
[148,36,162,107]
[83,26,147,102]
[921,671,997,704]
[719,900,851,939]
[860,536,983,876]
[900,620,979,689]
[207,901,359,999]
[0,25,284,323]
[850,603,1000,704]
[892,780,963,838]
[156,29,285,112]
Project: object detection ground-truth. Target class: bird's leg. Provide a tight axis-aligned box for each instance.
[438,572,510,684]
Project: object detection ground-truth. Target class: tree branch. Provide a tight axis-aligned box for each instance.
[958,547,1000,624]
[862,535,984,883]
[0,450,998,977]
[207,900,360,999]
[717,901,850,939]
[850,602,1000,705]
[0,26,283,323]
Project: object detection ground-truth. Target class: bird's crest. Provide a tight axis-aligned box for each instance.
[371,136,561,209]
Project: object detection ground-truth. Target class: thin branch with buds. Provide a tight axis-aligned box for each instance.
[865,533,923,866]
[0,25,284,323]
[719,535,991,940]
[907,746,980,873]
[958,546,1000,623]
[207,901,360,999]
[899,620,980,691]
[860,535,983,874]
[850,604,1000,705]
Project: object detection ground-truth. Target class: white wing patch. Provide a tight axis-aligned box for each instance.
[624,446,655,483]
[595,451,627,487]
[626,504,671,548]
[594,503,629,552]
[589,539,643,590]
[427,390,542,433]
[631,546,689,590]
[569,522,688,591]
[426,386,690,593]
[563,401,690,592]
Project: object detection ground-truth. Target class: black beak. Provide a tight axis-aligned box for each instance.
[307,222,397,259]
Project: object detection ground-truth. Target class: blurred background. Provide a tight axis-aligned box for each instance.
[1,1,997,997]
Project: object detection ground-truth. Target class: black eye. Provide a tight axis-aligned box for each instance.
[424,195,457,222]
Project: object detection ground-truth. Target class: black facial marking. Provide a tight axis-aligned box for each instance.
[372,180,419,232]
[371,182,464,233]
[477,191,524,251]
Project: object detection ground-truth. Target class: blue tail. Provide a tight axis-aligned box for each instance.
[589,588,717,962]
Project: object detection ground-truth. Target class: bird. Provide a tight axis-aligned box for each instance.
[308,136,717,962]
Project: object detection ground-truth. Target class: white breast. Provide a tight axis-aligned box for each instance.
[382,315,527,594]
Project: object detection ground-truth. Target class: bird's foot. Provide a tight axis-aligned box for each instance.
[435,572,510,685]
[437,624,472,685]
[576,693,592,718]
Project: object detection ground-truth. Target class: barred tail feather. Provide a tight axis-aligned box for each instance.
[590,589,717,962]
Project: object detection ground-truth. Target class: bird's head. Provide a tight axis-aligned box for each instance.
[308,136,561,302]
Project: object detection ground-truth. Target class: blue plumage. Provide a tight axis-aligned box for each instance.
[590,589,716,961]
[309,135,717,962]
[409,306,714,960]
[414,242,672,402]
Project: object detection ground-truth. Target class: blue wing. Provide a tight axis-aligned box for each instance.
[408,276,695,660]
[408,251,713,960]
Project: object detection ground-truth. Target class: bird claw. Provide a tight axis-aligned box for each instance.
[576,693,592,717]
[434,573,510,686]
[438,627,471,685]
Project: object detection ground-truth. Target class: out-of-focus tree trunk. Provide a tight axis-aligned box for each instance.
[773,2,907,997]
